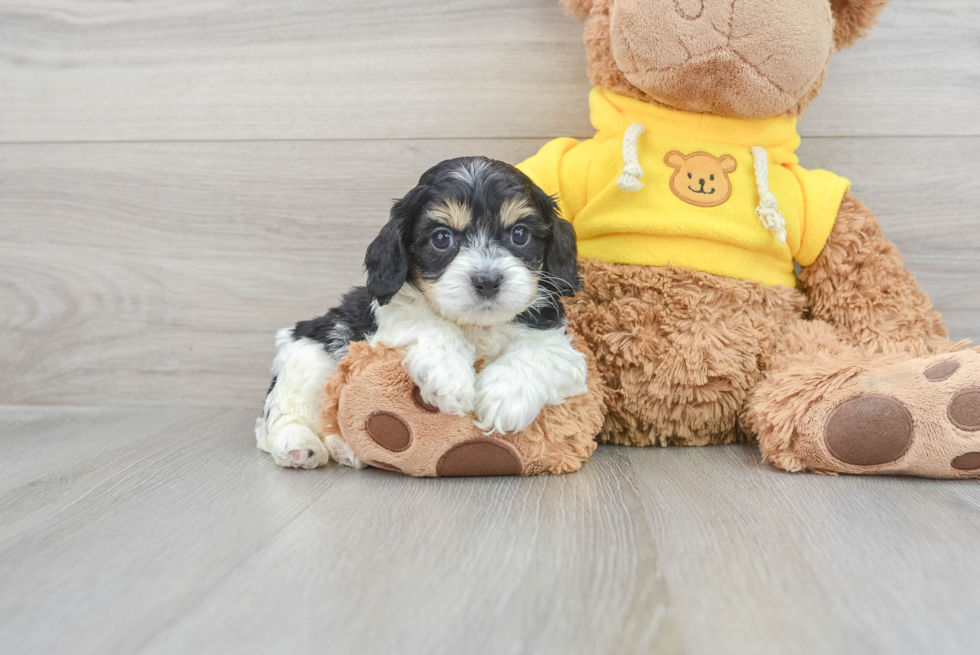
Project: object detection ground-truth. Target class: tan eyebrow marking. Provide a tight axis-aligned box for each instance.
[427,201,471,230]
[500,197,534,227]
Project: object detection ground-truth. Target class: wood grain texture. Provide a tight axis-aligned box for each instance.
[3,136,978,408]
[0,0,977,143]
[1,407,979,655]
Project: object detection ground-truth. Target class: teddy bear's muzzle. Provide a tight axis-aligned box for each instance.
[608,0,834,118]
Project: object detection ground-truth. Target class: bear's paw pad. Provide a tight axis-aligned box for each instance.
[365,412,413,452]
[823,395,913,466]
[435,439,523,477]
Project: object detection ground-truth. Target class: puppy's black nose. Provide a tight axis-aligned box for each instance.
[698,179,705,186]
[472,272,502,299]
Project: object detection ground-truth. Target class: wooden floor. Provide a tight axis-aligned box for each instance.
[2,0,980,653]
[2,406,980,655]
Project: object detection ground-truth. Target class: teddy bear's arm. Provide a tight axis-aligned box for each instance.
[798,191,948,351]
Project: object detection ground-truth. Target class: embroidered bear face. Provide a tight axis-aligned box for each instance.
[664,151,737,208]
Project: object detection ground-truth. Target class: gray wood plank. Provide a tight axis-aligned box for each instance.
[798,137,980,337]
[0,407,340,655]
[805,0,980,138]
[627,444,980,655]
[0,0,977,142]
[0,405,212,492]
[0,0,591,143]
[2,407,977,655]
[139,446,680,655]
[3,136,978,409]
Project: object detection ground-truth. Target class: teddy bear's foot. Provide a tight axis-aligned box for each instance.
[362,407,524,476]
[343,383,526,477]
[770,350,980,478]
[323,342,602,477]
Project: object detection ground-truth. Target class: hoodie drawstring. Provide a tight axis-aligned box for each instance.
[616,123,646,192]
[750,146,787,244]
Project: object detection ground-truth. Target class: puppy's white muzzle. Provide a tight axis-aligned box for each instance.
[428,241,537,327]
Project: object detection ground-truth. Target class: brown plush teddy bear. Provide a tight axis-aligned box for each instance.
[512,0,980,477]
[327,0,980,478]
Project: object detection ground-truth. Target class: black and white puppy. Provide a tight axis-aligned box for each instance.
[255,157,588,469]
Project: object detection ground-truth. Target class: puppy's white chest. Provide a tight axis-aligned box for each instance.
[462,325,514,363]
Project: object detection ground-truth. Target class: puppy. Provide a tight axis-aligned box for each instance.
[255,157,589,469]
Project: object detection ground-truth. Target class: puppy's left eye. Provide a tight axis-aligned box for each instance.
[510,225,530,247]
[431,229,454,250]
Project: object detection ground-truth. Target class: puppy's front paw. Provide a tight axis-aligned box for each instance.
[271,424,330,469]
[474,367,544,435]
[409,358,476,416]
[417,371,476,416]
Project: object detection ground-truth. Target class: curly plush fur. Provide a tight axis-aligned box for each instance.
[799,193,948,351]
[565,259,805,446]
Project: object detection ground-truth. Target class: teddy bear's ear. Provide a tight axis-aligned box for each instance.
[664,151,686,169]
[830,0,892,49]
[719,155,737,174]
[560,0,594,20]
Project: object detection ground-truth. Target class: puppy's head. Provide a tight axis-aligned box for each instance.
[365,157,580,326]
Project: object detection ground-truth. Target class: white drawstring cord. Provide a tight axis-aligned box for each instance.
[751,146,787,244]
[616,123,646,192]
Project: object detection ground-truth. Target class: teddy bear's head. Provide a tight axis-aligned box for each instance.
[560,0,891,119]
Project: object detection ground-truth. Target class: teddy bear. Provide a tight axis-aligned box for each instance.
[324,0,980,478]
[509,0,980,478]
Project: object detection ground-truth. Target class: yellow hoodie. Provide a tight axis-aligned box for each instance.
[518,88,851,287]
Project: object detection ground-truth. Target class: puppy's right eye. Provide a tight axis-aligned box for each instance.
[431,230,454,250]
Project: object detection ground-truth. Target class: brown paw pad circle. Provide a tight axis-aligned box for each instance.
[411,386,440,413]
[951,453,980,471]
[365,412,412,452]
[924,359,960,382]
[948,389,980,431]
[824,394,914,466]
[436,438,523,477]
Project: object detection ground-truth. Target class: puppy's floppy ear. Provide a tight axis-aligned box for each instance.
[830,0,892,49]
[560,0,594,19]
[364,185,428,305]
[529,185,582,297]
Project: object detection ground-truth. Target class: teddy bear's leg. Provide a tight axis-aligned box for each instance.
[746,319,980,478]
[745,191,980,477]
